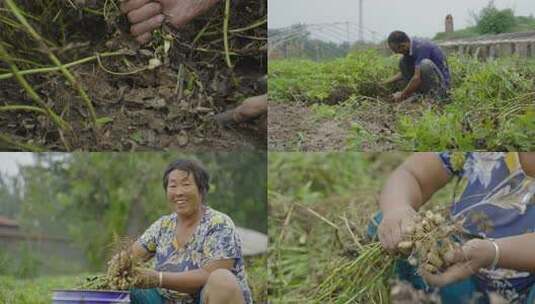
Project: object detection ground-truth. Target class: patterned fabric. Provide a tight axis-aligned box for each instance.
[438,152,535,303]
[138,207,252,304]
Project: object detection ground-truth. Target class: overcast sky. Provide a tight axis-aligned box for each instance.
[0,153,35,177]
[269,0,535,41]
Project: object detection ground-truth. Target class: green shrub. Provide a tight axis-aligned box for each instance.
[476,3,516,34]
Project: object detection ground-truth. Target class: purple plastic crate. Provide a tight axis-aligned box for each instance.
[52,290,130,303]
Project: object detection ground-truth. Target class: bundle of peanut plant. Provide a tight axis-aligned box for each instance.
[79,237,144,290]
[311,208,462,303]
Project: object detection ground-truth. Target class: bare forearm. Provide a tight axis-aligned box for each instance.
[132,241,154,262]
[379,167,424,212]
[161,269,210,294]
[385,72,402,84]
[496,233,535,272]
[401,75,421,99]
[379,153,450,213]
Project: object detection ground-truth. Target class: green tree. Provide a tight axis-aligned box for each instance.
[476,2,516,34]
[12,153,266,270]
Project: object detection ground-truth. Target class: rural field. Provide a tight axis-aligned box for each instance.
[0,256,267,304]
[268,50,535,151]
[268,152,458,303]
[0,0,266,151]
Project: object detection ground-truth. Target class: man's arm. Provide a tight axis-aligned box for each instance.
[383,72,403,85]
[399,67,422,100]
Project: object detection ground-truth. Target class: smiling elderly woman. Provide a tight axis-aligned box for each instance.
[128,159,252,304]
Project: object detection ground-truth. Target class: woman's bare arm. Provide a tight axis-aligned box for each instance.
[378,152,451,250]
[136,259,234,294]
[131,241,155,262]
[424,233,535,287]
[380,152,451,212]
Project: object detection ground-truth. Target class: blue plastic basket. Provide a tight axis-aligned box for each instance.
[52,289,130,303]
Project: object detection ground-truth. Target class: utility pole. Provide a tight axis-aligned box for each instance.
[346,21,350,44]
[358,0,363,42]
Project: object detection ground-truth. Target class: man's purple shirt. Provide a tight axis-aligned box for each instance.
[410,38,451,88]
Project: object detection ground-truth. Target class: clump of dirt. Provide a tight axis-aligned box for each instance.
[0,0,266,151]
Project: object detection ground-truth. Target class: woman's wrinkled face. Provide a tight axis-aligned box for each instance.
[166,170,202,217]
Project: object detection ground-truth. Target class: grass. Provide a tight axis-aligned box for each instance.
[268,49,535,151]
[0,274,88,304]
[0,255,267,304]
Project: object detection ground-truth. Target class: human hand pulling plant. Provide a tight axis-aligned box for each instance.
[378,204,417,251]
[119,0,220,44]
[374,152,535,303]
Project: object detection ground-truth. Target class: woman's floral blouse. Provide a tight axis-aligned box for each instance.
[439,152,535,303]
[138,206,253,303]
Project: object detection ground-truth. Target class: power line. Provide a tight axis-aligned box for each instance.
[359,0,363,42]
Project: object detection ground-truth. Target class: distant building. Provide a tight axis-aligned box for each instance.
[445,15,454,33]
[0,215,20,238]
[438,31,535,59]
[0,214,86,275]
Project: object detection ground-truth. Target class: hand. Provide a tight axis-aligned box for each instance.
[422,239,496,287]
[155,0,221,29]
[108,250,131,273]
[132,267,160,288]
[392,91,404,102]
[120,0,165,44]
[378,205,417,251]
[234,95,268,123]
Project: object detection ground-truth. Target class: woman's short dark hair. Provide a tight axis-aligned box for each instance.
[387,31,410,46]
[163,160,210,202]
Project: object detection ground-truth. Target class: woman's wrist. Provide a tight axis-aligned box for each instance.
[473,239,499,270]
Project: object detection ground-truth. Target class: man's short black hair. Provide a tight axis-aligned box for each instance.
[163,159,210,202]
[387,31,410,46]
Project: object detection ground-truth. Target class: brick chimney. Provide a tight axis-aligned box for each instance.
[445,14,454,33]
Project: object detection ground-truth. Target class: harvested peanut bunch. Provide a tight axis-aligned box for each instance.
[105,250,142,290]
[397,209,462,275]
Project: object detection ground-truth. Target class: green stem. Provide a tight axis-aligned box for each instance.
[0,105,47,114]
[0,43,71,135]
[223,0,233,68]
[0,51,125,80]
[0,133,44,152]
[5,0,97,127]
[229,18,267,33]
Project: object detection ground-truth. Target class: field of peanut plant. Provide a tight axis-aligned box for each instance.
[268,50,535,151]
